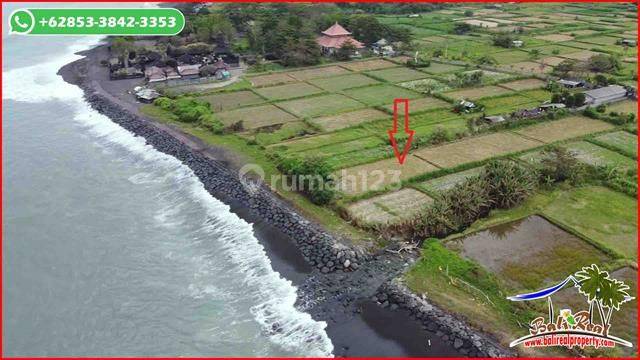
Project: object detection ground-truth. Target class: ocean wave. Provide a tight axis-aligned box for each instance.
[3,37,334,357]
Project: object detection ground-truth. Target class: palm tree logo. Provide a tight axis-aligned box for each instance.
[508,264,635,348]
[575,264,633,337]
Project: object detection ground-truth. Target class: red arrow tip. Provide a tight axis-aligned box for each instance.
[389,99,413,165]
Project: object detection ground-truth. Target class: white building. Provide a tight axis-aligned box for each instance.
[584,85,628,106]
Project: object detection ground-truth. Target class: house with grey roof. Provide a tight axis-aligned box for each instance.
[584,85,628,106]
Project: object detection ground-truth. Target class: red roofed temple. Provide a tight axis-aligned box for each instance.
[316,22,365,56]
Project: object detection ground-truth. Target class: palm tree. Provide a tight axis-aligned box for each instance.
[575,264,610,325]
[575,264,634,336]
[599,278,632,337]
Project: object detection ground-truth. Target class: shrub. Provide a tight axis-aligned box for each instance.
[200,114,224,134]
[278,156,336,205]
[538,146,586,185]
[154,97,174,110]
[483,160,537,209]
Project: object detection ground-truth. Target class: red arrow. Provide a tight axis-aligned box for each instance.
[388,99,414,165]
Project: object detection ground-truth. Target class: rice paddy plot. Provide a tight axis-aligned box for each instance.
[343,84,421,106]
[534,33,575,42]
[247,72,297,87]
[463,19,499,28]
[538,56,566,67]
[365,67,430,83]
[309,108,389,132]
[519,89,553,102]
[412,118,468,140]
[414,132,541,168]
[385,96,450,114]
[482,95,538,115]
[528,44,580,55]
[498,78,546,91]
[593,131,637,157]
[449,215,611,290]
[514,116,614,143]
[563,29,599,36]
[346,188,434,226]
[298,136,386,159]
[287,65,352,81]
[199,90,264,111]
[308,73,379,92]
[560,50,600,61]
[565,141,636,170]
[270,126,372,153]
[253,121,313,146]
[498,61,553,74]
[335,155,439,195]
[421,62,466,74]
[398,78,451,94]
[216,104,299,130]
[542,186,638,259]
[340,59,398,72]
[416,166,484,195]
[494,50,534,65]
[443,85,513,101]
[277,94,365,118]
[255,82,324,101]
[577,35,622,46]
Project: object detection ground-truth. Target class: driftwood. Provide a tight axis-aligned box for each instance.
[385,241,419,255]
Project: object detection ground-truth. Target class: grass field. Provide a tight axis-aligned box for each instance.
[309,108,389,132]
[514,116,614,143]
[494,50,533,65]
[343,84,421,106]
[366,67,431,83]
[308,73,379,91]
[255,82,324,101]
[199,90,264,111]
[217,104,299,129]
[592,131,638,157]
[277,94,364,118]
[482,94,538,114]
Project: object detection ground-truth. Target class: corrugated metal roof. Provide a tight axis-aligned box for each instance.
[585,85,626,99]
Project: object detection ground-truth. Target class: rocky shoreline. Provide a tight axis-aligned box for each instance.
[374,279,514,357]
[59,45,513,357]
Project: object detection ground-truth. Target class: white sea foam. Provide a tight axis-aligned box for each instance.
[3,37,334,357]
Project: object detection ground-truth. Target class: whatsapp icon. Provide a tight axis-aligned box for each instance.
[9,9,35,35]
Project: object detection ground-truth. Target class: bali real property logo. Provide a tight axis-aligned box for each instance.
[508,264,634,350]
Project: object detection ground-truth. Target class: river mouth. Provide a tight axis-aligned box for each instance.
[448,215,612,291]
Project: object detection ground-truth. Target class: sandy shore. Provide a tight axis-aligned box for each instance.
[57,43,477,357]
